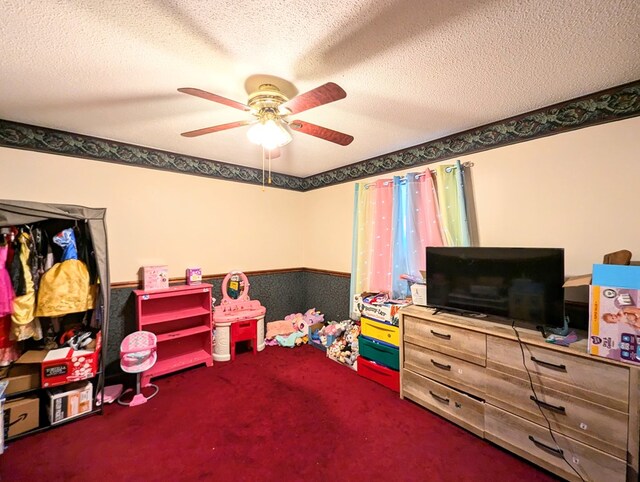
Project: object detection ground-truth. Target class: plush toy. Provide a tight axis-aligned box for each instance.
[303,308,324,325]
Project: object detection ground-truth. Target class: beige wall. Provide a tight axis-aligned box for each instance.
[0,148,305,282]
[3,116,639,284]
[303,116,640,279]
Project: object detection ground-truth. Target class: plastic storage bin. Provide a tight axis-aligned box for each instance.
[360,316,400,347]
[358,335,399,370]
[357,357,400,392]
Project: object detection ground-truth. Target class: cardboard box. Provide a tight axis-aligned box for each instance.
[141,265,169,290]
[352,294,410,326]
[186,267,202,285]
[0,364,40,395]
[308,321,326,351]
[47,381,93,425]
[587,265,640,365]
[15,332,101,388]
[3,395,39,438]
[410,284,427,306]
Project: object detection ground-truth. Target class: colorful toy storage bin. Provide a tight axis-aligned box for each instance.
[357,317,400,391]
[357,357,400,392]
[358,336,399,370]
[360,316,400,347]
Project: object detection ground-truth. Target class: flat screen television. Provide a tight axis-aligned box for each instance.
[426,247,565,327]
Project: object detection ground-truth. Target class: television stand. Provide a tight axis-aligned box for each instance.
[431,306,488,319]
[399,305,639,482]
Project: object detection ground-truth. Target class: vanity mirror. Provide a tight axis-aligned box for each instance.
[223,271,248,301]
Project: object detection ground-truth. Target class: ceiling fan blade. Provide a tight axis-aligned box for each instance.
[280,82,346,115]
[289,120,353,146]
[181,120,252,137]
[178,88,250,112]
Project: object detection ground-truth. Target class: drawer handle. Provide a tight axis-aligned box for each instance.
[528,435,564,457]
[431,359,452,371]
[430,330,451,340]
[530,396,566,414]
[429,390,450,405]
[530,356,566,371]
[373,325,394,333]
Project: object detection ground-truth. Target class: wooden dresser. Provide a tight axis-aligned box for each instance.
[399,305,640,482]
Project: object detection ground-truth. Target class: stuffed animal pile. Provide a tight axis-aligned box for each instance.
[322,320,360,369]
[265,308,324,348]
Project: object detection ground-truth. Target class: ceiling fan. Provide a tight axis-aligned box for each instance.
[177,82,354,155]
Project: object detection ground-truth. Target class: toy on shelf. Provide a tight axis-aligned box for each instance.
[212,271,266,362]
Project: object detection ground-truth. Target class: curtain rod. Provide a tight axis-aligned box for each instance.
[363,161,474,188]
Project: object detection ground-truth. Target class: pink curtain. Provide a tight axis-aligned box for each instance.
[352,170,448,300]
[369,179,394,292]
[415,171,445,271]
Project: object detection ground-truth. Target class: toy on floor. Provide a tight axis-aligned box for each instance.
[212,271,267,362]
[96,384,124,406]
[325,320,360,369]
[265,308,323,347]
[117,331,159,407]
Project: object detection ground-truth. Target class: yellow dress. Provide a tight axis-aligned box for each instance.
[11,232,42,341]
[36,259,96,317]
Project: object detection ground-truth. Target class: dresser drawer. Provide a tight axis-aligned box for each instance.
[485,368,628,459]
[402,369,484,437]
[404,342,486,396]
[485,405,626,482]
[403,316,486,366]
[361,317,399,347]
[487,336,629,411]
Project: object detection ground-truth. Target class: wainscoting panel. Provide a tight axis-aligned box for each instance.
[105,269,351,374]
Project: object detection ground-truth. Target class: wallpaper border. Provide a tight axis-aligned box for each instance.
[2,80,639,191]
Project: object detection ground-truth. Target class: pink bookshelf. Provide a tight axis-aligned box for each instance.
[133,284,213,385]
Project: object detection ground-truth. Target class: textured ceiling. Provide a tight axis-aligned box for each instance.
[1,0,639,178]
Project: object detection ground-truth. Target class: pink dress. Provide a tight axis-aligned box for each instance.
[0,244,18,365]
[0,245,14,316]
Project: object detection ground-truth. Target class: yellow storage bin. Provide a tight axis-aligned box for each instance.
[361,317,400,347]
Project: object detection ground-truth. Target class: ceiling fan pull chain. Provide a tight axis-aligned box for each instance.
[268,149,272,185]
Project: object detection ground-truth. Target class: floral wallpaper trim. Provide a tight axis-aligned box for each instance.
[0,122,305,191]
[302,80,640,190]
[1,80,638,192]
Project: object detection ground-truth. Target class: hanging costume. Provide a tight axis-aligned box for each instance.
[0,244,15,316]
[11,232,42,341]
[0,243,19,365]
[36,229,96,318]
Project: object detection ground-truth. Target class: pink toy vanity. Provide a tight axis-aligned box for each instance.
[212,271,266,362]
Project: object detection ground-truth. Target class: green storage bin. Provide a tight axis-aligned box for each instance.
[358,335,399,371]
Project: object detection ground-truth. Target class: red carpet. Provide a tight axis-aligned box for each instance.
[2,345,559,481]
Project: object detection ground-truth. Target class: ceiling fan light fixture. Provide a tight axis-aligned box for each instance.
[247,118,292,150]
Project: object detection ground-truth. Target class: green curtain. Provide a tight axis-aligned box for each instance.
[435,160,470,246]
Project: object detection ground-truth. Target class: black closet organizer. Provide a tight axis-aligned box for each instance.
[0,200,110,440]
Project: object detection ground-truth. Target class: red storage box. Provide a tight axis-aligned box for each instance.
[357,356,400,392]
[15,333,101,388]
